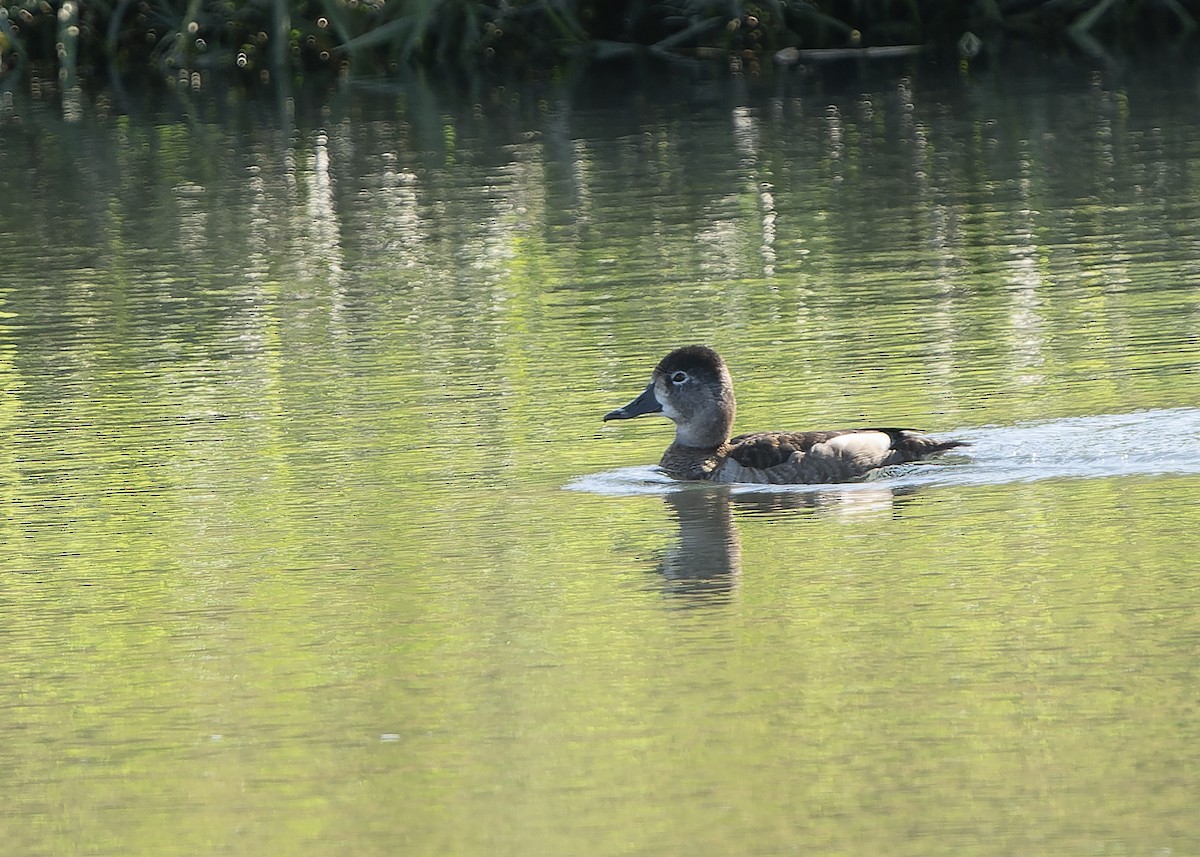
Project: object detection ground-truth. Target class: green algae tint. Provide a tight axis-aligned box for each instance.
[2,64,1200,857]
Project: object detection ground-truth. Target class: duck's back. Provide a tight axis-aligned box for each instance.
[708,428,963,484]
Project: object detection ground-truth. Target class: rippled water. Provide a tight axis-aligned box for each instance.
[3,62,1200,855]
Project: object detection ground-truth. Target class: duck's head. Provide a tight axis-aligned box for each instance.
[603,345,736,448]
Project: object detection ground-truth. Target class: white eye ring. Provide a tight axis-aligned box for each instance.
[671,371,687,384]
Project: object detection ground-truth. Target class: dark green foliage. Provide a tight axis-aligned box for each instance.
[1,0,1198,86]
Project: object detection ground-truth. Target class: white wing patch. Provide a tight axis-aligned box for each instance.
[815,432,894,464]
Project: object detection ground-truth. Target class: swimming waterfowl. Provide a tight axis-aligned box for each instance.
[603,345,965,484]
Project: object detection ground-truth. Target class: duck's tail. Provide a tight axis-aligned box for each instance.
[882,429,970,460]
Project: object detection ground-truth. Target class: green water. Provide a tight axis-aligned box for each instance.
[3,63,1200,855]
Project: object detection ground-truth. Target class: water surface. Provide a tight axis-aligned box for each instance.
[2,61,1200,855]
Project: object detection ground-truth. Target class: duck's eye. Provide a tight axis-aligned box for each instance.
[671,371,688,384]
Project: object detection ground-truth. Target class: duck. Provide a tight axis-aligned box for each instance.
[603,345,966,484]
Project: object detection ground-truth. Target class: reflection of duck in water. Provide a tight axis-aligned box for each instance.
[604,345,965,484]
[656,485,917,604]
[659,489,742,599]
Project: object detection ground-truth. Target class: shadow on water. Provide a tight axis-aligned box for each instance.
[572,407,1200,605]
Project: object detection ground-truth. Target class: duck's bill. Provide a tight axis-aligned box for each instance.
[603,383,662,421]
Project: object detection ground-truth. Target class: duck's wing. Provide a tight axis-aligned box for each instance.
[724,430,847,470]
[718,428,965,484]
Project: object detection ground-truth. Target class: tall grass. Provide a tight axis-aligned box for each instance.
[1,0,1197,89]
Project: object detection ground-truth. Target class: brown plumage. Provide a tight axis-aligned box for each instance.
[604,346,966,484]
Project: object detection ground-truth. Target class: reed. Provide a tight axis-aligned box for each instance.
[0,0,1197,88]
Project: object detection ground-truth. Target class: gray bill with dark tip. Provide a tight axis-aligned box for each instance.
[603,383,662,421]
